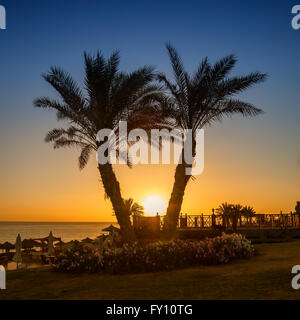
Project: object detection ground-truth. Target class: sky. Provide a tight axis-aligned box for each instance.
[0,0,299,222]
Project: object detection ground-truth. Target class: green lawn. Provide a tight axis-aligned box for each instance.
[1,241,300,300]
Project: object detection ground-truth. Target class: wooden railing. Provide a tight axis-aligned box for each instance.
[173,212,300,230]
[133,212,300,235]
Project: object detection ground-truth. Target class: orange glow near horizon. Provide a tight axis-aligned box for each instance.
[0,120,299,222]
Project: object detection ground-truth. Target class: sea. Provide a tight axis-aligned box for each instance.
[0,222,119,243]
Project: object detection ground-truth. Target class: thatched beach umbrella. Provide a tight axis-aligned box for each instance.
[13,234,22,267]
[102,224,120,234]
[81,237,93,243]
[22,239,42,251]
[47,231,55,256]
[1,241,15,253]
[55,240,65,247]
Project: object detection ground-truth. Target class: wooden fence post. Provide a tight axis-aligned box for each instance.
[212,210,216,229]
[290,212,294,227]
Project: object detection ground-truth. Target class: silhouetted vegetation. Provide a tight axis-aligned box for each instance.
[34,51,166,242]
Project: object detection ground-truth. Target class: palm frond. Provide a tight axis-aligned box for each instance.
[34,97,90,128]
[192,57,211,85]
[53,137,86,149]
[217,72,267,98]
[84,51,107,108]
[124,198,144,216]
[209,54,236,82]
[166,43,187,96]
[106,50,120,83]
[79,144,94,170]
[42,67,86,111]
[216,99,263,118]
[44,128,66,143]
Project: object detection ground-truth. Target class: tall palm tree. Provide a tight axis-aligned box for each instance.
[124,198,144,216]
[34,50,165,242]
[158,44,267,238]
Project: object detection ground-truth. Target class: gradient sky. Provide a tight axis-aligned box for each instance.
[0,0,299,222]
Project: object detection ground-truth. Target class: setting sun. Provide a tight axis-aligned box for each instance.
[142,195,167,216]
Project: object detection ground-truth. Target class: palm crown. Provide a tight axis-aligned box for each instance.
[242,206,256,217]
[34,51,165,169]
[158,44,267,134]
[161,44,267,237]
[216,202,234,216]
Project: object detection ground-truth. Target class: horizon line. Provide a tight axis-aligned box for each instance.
[0,220,118,223]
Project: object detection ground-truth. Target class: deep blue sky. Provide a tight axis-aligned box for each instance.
[0,1,299,220]
[0,1,299,121]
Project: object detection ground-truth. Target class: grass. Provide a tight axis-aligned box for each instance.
[1,241,300,300]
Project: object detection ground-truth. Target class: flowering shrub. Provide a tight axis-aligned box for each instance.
[55,233,254,274]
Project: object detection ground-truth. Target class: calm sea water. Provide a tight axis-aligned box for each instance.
[0,222,119,243]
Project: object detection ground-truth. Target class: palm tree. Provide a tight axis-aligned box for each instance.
[295,202,300,215]
[242,206,256,225]
[34,50,165,242]
[231,204,243,231]
[124,198,144,217]
[217,203,243,231]
[216,202,233,215]
[216,202,233,228]
[242,206,256,217]
[158,44,267,238]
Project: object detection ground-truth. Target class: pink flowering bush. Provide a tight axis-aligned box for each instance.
[55,233,254,274]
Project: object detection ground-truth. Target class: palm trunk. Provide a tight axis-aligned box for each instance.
[164,162,191,238]
[164,139,197,239]
[98,163,136,243]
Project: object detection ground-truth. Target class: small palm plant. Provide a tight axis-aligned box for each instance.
[231,204,243,231]
[34,50,165,242]
[124,198,144,217]
[242,206,256,217]
[216,202,233,216]
[217,203,243,231]
[295,202,300,215]
[158,44,267,237]
[232,204,243,215]
[216,202,233,228]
